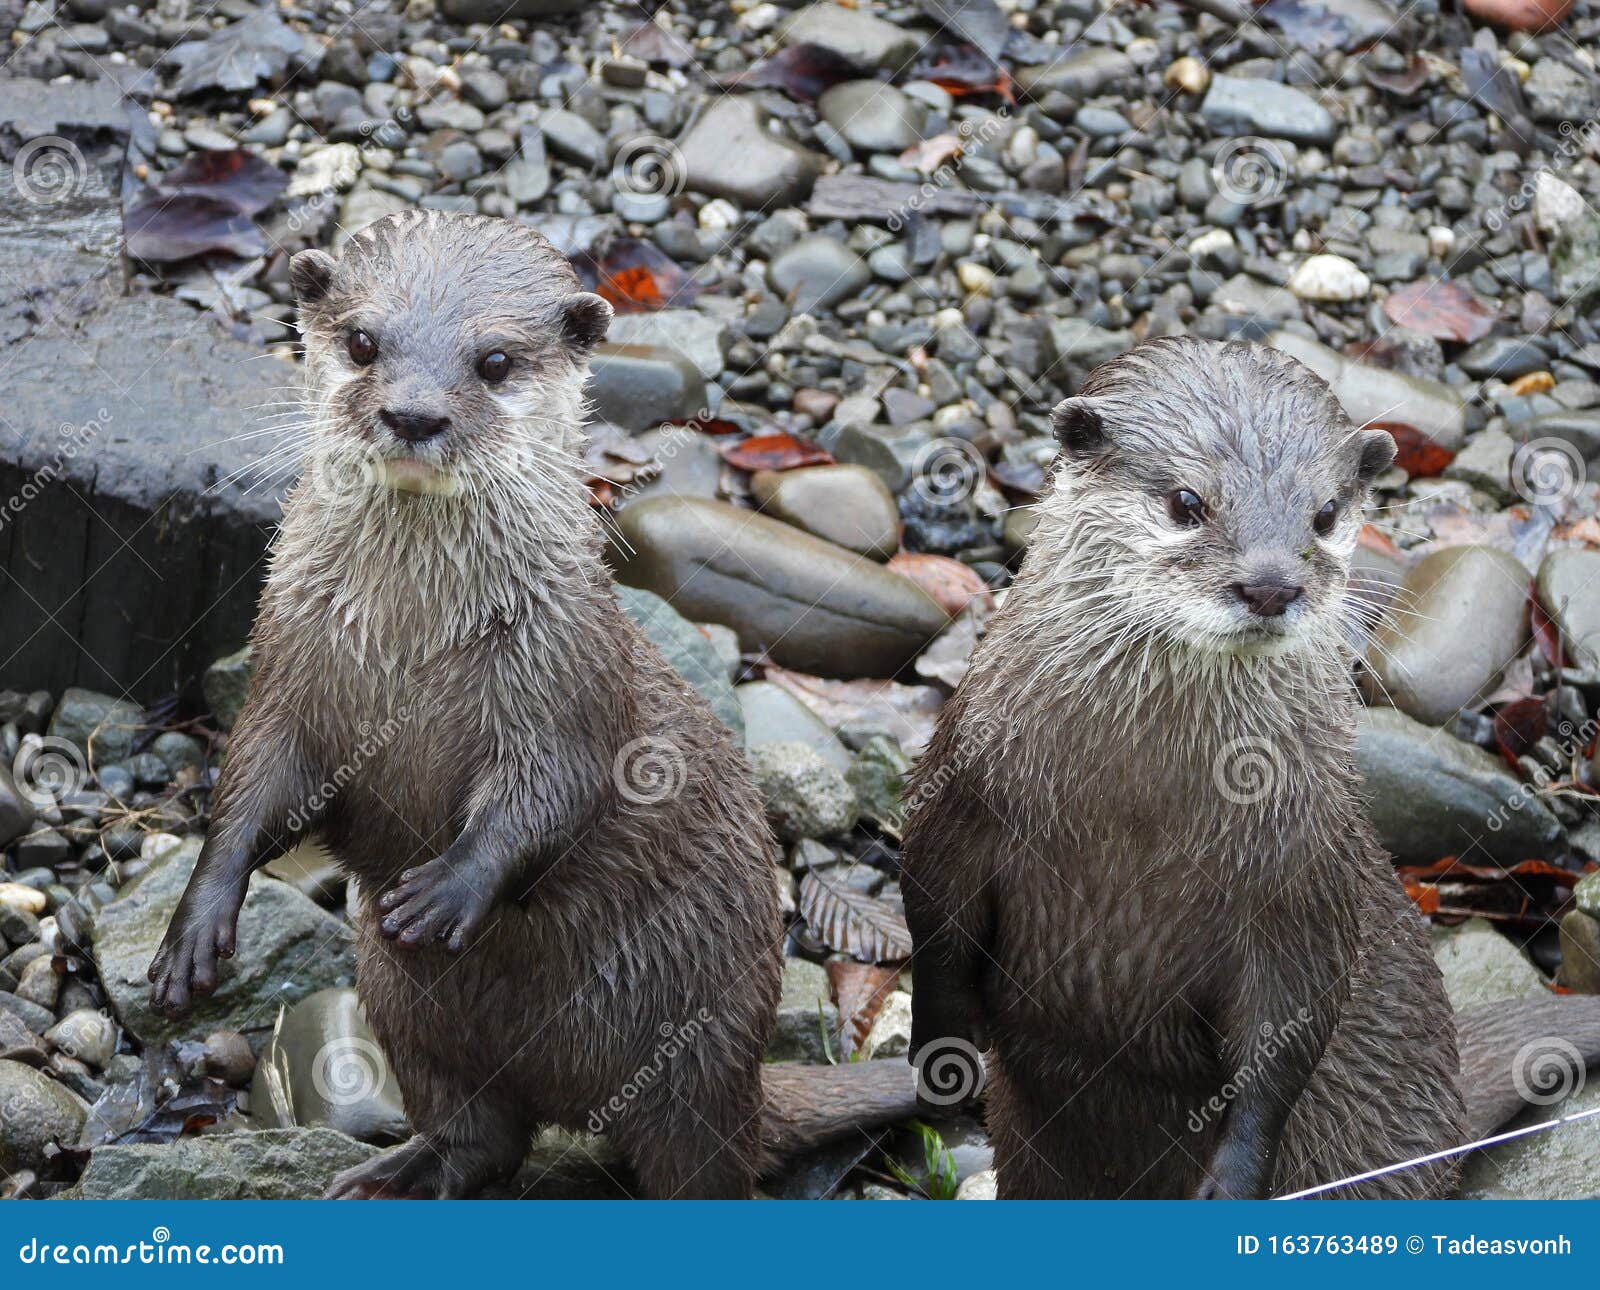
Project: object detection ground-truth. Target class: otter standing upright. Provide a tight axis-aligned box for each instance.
[146,212,786,1198]
[902,337,1600,1199]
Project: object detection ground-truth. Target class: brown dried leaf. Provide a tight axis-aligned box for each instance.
[1381,279,1497,344]
[887,552,991,617]
[827,960,902,1056]
[720,433,833,472]
[800,865,913,963]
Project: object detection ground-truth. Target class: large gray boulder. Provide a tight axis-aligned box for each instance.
[0,1059,87,1175]
[1356,707,1562,867]
[614,497,947,679]
[64,1127,378,1199]
[0,78,291,705]
[616,586,743,737]
[92,837,357,1045]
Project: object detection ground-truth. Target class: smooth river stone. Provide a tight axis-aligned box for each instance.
[1534,547,1600,669]
[1365,545,1530,725]
[1267,329,1466,451]
[677,96,825,209]
[613,497,947,679]
[1356,707,1562,867]
[750,464,901,561]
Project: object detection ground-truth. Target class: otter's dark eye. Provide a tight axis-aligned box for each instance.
[1313,499,1339,535]
[477,351,511,383]
[1167,488,1208,527]
[347,330,378,367]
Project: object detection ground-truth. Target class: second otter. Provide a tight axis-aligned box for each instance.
[902,337,1600,1199]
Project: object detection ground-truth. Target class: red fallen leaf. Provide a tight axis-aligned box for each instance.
[1462,0,1573,34]
[663,415,743,436]
[715,43,864,102]
[157,148,286,216]
[1357,523,1407,561]
[1396,856,1588,884]
[124,192,269,263]
[887,552,992,618]
[1492,695,1548,767]
[1382,279,1497,344]
[1373,421,1454,478]
[720,433,832,472]
[1531,585,1564,669]
[1404,884,1441,915]
[826,960,901,1057]
[577,238,699,314]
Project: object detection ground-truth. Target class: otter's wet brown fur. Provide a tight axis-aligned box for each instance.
[146,212,916,1198]
[902,337,1600,1199]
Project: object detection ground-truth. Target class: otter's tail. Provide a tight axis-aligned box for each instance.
[1456,994,1600,1139]
[758,1060,921,1167]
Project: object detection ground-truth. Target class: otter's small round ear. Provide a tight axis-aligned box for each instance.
[561,292,612,356]
[289,249,336,305]
[1355,427,1397,484]
[1051,397,1107,458]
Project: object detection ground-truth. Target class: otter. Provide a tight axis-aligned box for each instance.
[902,336,1600,1199]
[146,211,916,1198]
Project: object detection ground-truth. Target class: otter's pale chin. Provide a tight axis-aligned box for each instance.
[376,457,460,496]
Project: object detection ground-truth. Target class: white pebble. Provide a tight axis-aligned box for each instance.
[0,882,46,915]
[1288,253,1371,303]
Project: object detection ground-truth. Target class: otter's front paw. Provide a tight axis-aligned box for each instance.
[377,856,496,953]
[147,882,246,1017]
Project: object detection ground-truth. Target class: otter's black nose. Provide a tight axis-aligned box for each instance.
[380,408,450,443]
[1232,580,1304,618]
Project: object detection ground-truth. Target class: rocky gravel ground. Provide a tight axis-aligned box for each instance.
[2,0,1600,1199]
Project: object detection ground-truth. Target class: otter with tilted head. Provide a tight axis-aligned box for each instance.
[147,211,915,1198]
[902,336,1600,1199]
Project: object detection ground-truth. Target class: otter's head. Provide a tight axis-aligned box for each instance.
[1048,337,1394,656]
[289,210,611,497]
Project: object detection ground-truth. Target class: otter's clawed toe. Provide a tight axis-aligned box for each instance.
[147,897,240,1017]
[326,1138,441,1199]
[377,858,494,953]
